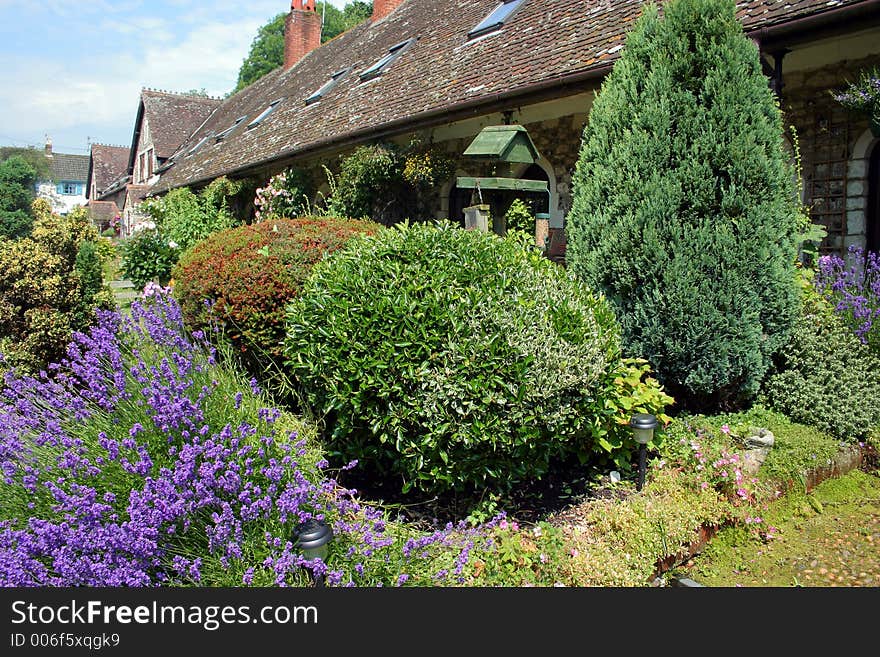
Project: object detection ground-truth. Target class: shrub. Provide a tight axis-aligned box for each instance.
[565,0,801,412]
[254,167,313,221]
[504,198,535,236]
[172,216,380,379]
[324,141,456,224]
[283,221,655,496]
[759,285,880,442]
[142,177,243,254]
[119,229,179,291]
[0,290,508,587]
[0,208,111,373]
[815,245,880,353]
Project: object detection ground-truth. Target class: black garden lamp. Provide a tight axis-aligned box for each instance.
[294,518,333,586]
[630,413,658,492]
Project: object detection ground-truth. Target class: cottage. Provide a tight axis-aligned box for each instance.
[104,89,222,236]
[35,138,89,216]
[150,0,880,256]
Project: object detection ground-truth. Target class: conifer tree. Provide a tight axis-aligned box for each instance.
[566,0,801,411]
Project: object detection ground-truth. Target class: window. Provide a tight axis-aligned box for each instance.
[468,0,524,39]
[57,181,81,195]
[247,99,283,130]
[215,115,248,141]
[359,39,415,82]
[306,68,350,105]
[147,148,154,178]
[187,136,210,156]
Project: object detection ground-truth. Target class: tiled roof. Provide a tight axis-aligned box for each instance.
[49,152,89,183]
[126,185,153,204]
[138,89,222,160]
[88,144,130,197]
[85,200,120,222]
[154,0,876,192]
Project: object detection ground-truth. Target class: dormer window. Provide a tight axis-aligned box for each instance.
[359,39,415,82]
[247,99,283,129]
[468,0,524,39]
[215,115,248,142]
[306,68,350,105]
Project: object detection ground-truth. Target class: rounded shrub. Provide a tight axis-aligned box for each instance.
[172,216,380,374]
[283,221,626,495]
[759,285,880,442]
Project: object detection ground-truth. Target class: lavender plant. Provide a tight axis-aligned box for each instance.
[0,289,505,587]
[815,245,880,353]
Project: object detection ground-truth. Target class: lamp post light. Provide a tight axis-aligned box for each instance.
[294,518,333,587]
[630,413,658,492]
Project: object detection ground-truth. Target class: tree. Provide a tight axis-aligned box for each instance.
[232,2,373,94]
[0,155,38,239]
[566,0,801,412]
[0,146,52,181]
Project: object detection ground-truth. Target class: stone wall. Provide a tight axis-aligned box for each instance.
[781,54,880,255]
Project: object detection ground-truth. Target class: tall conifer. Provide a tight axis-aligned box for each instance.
[567,0,801,411]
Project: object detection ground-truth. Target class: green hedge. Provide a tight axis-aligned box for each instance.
[284,221,640,495]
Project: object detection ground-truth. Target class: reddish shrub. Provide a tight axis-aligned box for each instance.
[172,217,380,371]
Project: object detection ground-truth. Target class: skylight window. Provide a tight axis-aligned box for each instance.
[306,68,350,105]
[187,136,210,156]
[468,0,524,39]
[215,115,248,141]
[247,99,283,129]
[359,39,415,82]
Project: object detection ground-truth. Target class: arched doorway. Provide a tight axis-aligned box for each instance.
[869,141,880,254]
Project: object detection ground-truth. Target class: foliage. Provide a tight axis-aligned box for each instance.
[0,290,508,587]
[0,155,37,239]
[284,221,651,497]
[254,168,314,221]
[815,245,880,353]
[0,290,861,587]
[504,198,535,235]
[759,282,880,442]
[0,207,111,374]
[832,66,880,119]
[141,177,243,254]
[565,0,801,412]
[172,216,380,385]
[119,230,179,291]
[0,146,52,181]
[325,140,457,224]
[232,2,373,94]
[326,142,403,222]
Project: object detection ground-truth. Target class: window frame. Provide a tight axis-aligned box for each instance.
[246,99,283,130]
[306,68,350,105]
[468,0,525,39]
[359,39,415,82]
[215,115,249,142]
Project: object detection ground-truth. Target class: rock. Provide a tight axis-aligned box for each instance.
[745,427,775,449]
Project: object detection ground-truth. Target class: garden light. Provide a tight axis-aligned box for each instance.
[630,413,658,492]
[294,518,333,586]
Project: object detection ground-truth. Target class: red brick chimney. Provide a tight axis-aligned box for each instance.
[284,0,321,70]
[372,0,406,22]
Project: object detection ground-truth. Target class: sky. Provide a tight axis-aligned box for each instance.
[0,1,351,156]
